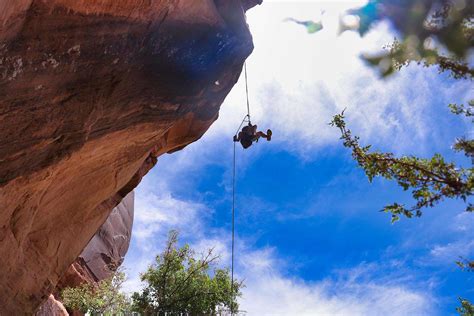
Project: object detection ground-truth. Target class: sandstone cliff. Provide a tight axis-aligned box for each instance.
[58,192,135,291]
[42,193,134,315]
[0,0,259,314]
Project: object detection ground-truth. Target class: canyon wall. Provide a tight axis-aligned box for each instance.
[57,191,135,292]
[0,0,259,314]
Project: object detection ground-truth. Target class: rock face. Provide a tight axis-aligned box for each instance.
[0,0,259,314]
[58,191,135,291]
[35,295,68,316]
[77,191,134,281]
[42,193,134,315]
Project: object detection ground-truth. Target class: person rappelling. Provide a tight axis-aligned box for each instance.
[232,63,272,149]
[233,121,272,149]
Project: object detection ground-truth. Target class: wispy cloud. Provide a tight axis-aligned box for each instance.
[430,241,474,264]
[133,179,209,243]
[122,175,212,293]
[239,248,434,316]
[124,173,436,316]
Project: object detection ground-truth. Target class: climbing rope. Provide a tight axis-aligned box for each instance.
[230,62,252,316]
[244,62,251,120]
[231,140,236,315]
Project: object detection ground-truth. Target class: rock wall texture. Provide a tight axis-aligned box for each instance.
[40,193,134,315]
[77,191,134,282]
[57,191,135,291]
[34,294,68,316]
[0,0,259,314]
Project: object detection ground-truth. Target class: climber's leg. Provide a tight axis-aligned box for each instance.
[255,130,271,141]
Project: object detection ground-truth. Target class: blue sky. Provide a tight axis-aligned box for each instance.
[123,1,473,315]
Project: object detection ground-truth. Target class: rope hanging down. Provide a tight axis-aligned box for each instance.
[244,62,251,120]
[230,62,252,315]
[231,140,236,315]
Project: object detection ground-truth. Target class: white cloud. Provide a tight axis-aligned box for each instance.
[411,211,474,267]
[121,175,212,293]
[192,236,231,265]
[430,240,474,264]
[124,170,435,316]
[202,1,472,158]
[125,193,435,315]
[132,179,208,243]
[238,248,434,316]
[452,212,474,233]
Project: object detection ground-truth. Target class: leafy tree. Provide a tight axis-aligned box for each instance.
[330,110,473,223]
[61,270,131,315]
[320,0,474,312]
[344,0,474,77]
[131,230,242,316]
[457,298,474,316]
[456,257,474,272]
[328,0,473,229]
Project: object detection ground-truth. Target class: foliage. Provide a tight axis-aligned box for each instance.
[327,1,474,312]
[330,0,474,220]
[457,298,474,316]
[330,110,473,223]
[298,1,473,77]
[326,1,474,220]
[61,270,131,315]
[449,100,474,118]
[131,230,242,316]
[450,101,474,161]
[285,0,474,312]
[455,257,474,315]
[345,0,474,77]
[456,257,474,272]
[363,38,474,78]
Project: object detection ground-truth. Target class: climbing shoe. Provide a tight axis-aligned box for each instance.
[267,129,272,141]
